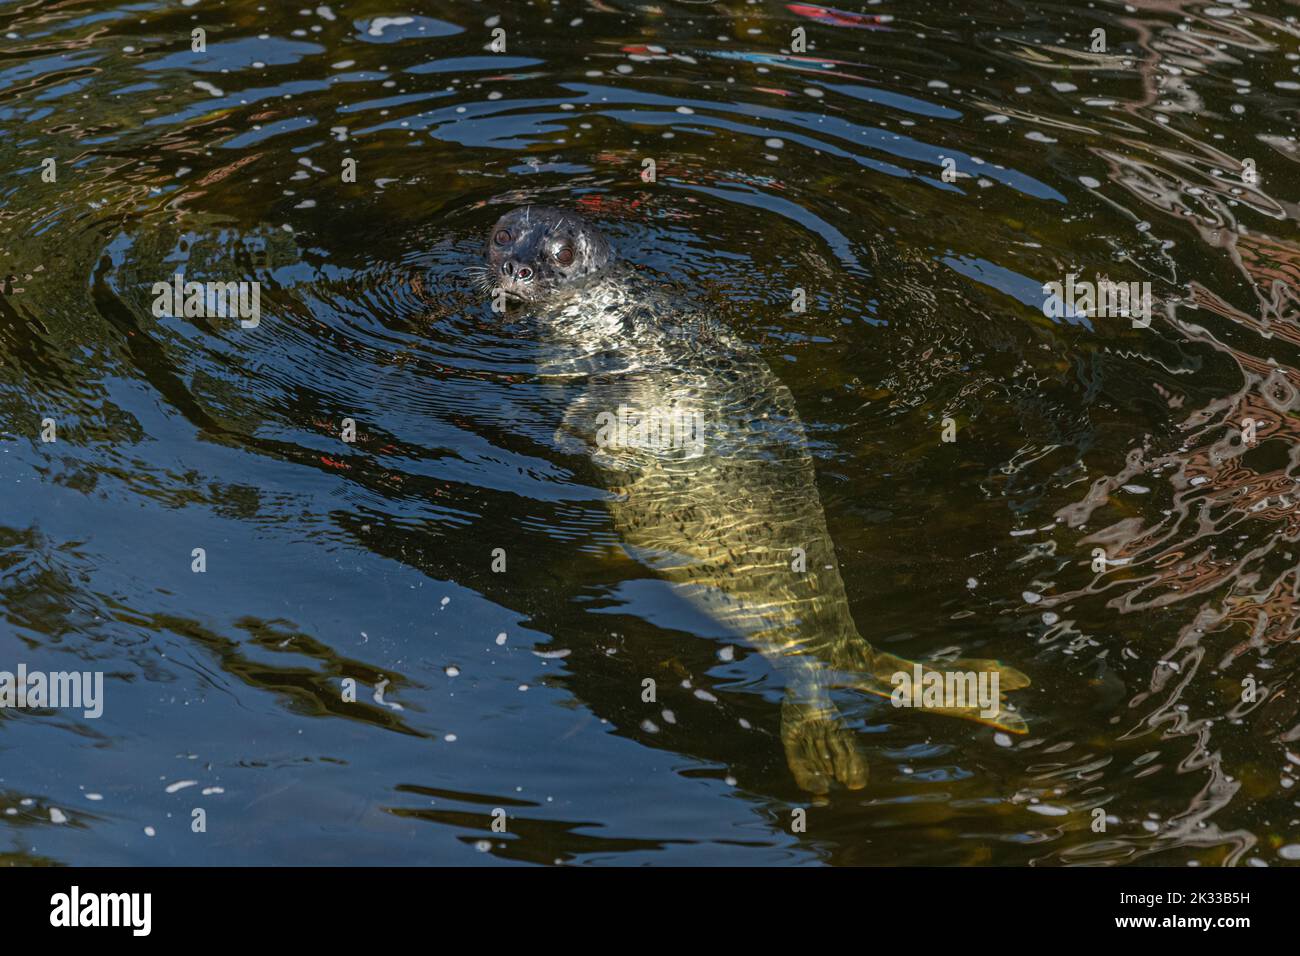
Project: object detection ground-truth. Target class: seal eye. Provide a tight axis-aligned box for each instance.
[554,245,574,266]
[494,229,511,245]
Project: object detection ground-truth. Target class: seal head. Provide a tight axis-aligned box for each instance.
[485,205,612,303]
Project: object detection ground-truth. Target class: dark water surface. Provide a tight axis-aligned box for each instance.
[3,0,1300,866]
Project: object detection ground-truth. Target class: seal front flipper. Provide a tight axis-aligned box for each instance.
[553,391,597,457]
[553,389,620,469]
[552,383,650,471]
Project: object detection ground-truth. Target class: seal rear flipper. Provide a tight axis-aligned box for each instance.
[780,695,869,794]
[838,649,1031,735]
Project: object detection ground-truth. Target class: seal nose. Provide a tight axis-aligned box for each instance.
[501,261,533,282]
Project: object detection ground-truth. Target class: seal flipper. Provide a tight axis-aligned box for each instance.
[553,396,620,471]
[552,384,649,471]
[781,695,870,794]
[835,648,1031,735]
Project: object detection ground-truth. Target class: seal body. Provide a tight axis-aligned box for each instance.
[484,206,1028,793]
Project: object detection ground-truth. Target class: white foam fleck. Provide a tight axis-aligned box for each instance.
[368,16,413,37]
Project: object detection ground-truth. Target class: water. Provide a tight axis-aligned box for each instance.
[2,0,1299,866]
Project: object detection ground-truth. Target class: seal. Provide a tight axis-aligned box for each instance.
[484,205,1030,793]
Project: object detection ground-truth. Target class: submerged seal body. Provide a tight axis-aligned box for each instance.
[484,205,1029,793]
